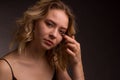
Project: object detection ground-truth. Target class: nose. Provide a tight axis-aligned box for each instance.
[49,29,58,39]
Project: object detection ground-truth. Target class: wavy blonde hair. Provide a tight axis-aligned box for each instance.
[12,0,76,70]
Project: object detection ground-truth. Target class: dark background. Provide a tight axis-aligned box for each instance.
[0,0,119,80]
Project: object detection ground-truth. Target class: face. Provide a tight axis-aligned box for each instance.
[33,9,68,50]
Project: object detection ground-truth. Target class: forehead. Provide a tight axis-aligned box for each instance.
[45,9,69,28]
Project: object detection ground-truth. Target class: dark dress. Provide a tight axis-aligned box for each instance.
[0,58,56,80]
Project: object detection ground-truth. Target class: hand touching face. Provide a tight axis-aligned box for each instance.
[63,34,82,65]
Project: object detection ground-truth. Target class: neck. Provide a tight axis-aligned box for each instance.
[24,42,47,60]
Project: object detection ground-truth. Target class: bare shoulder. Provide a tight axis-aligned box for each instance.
[0,58,12,80]
[0,50,17,80]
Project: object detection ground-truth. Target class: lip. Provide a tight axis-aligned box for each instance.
[44,39,54,46]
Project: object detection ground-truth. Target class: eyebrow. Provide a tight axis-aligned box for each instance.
[45,19,56,26]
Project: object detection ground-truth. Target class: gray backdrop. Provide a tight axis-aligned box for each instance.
[0,0,119,80]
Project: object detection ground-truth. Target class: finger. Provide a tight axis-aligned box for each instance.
[71,35,75,39]
[63,34,75,43]
[66,48,75,57]
[66,43,77,52]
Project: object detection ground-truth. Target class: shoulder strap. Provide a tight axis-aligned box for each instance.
[0,58,16,79]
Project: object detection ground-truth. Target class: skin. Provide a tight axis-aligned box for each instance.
[32,9,68,51]
[0,9,85,80]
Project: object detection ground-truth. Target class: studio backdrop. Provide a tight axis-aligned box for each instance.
[0,0,119,80]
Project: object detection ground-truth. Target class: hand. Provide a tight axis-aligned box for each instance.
[63,34,82,66]
[63,34,85,80]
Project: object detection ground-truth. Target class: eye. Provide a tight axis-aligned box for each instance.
[45,20,54,27]
[59,30,66,35]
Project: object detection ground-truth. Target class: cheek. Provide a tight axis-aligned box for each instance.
[33,27,44,41]
[34,21,46,36]
[35,25,46,37]
[56,36,63,45]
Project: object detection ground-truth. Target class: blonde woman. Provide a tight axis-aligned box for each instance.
[0,0,85,80]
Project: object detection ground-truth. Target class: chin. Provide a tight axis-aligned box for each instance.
[42,44,54,50]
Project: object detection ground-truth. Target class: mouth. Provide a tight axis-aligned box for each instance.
[44,39,54,46]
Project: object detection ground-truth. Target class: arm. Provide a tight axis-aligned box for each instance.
[55,58,84,80]
[63,35,85,80]
[56,67,72,80]
[70,59,85,80]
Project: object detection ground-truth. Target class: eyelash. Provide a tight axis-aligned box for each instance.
[59,30,66,35]
[45,21,54,27]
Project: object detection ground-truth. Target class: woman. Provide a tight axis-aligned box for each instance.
[0,0,85,80]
